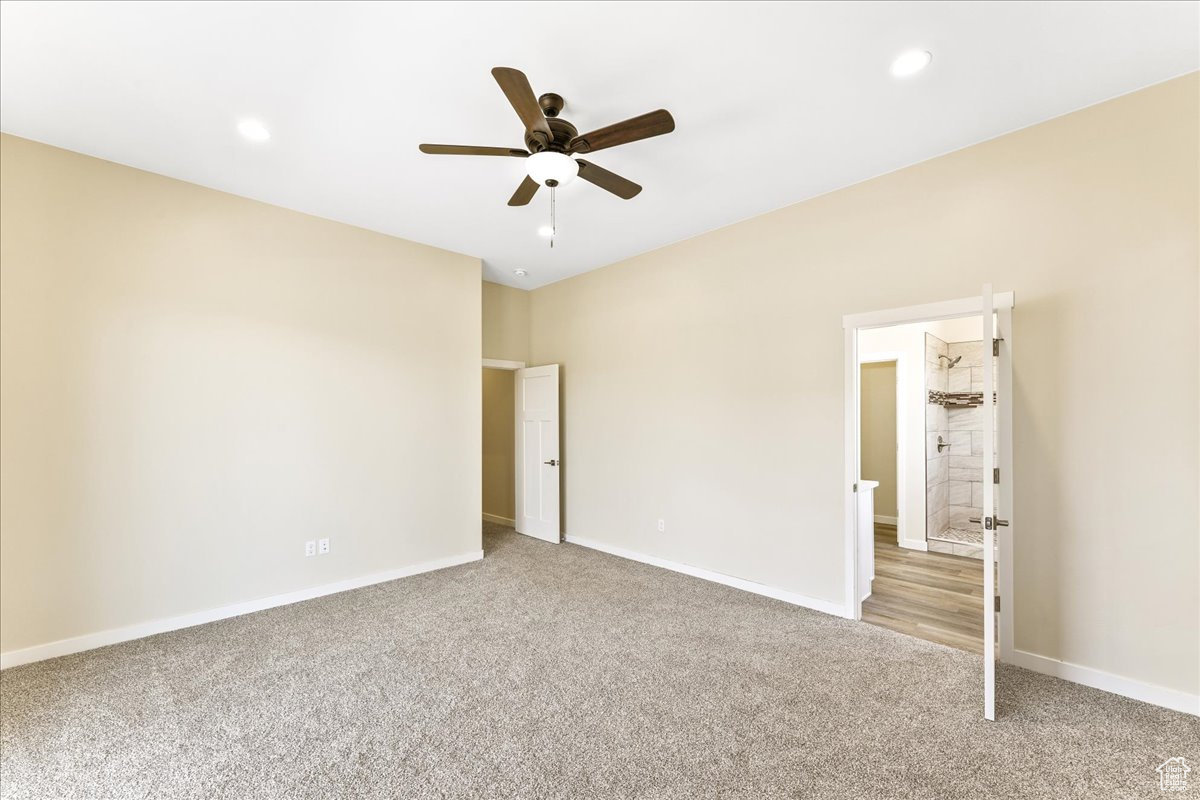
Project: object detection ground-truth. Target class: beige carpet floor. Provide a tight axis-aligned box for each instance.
[2,522,1196,799]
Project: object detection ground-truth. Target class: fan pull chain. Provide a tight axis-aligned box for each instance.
[549,185,556,249]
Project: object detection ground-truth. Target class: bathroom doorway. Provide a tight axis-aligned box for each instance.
[844,288,1015,720]
[856,316,989,653]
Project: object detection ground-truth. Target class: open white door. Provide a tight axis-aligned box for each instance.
[980,284,1008,721]
[515,364,560,543]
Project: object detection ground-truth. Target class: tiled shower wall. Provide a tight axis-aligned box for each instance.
[945,340,995,532]
[924,334,949,538]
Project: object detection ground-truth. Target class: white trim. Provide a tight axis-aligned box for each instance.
[566,534,850,619]
[873,515,898,526]
[1011,649,1199,717]
[843,291,1014,330]
[843,326,860,619]
[482,512,515,527]
[898,539,928,552]
[0,550,484,671]
[482,358,525,370]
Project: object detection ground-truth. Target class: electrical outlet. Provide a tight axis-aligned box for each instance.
[304,541,316,557]
[318,538,330,555]
[657,519,665,533]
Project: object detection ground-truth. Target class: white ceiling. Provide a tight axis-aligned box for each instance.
[2,1,1196,289]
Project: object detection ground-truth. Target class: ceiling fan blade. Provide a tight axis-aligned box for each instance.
[419,144,529,157]
[508,175,540,207]
[576,159,642,200]
[492,67,552,146]
[569,109,675,154]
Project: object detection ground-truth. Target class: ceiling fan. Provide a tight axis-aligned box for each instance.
[419,67,675,207]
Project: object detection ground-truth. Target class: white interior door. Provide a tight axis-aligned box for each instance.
[515,364,560,543]
[980,284,1007,721]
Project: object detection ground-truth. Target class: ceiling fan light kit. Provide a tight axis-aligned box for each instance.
[525,151,578,187]
[419,66,676,237]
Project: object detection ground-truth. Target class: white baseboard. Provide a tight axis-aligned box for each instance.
[482,512,515,527]
[0,549,484,671]
[565,534,849,619]
[1011,649,1198,717]
[874,515,898,526]
[898,539,928,552]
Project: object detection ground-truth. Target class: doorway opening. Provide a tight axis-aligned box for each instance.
[857,317,988,653]
[482,358,523,550]
[481,358,562,546]
[843,289,1014,721]
[482,361,519,529]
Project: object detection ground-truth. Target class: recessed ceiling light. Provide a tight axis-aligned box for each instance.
[537,225,554,238]
[513,268,528,277]
[237,119,271,142]
[891,50,932,78]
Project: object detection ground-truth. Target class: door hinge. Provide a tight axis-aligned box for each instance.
[993,467,1000,484]
[852,482,858,493]
[993,338,999,357]
[994,595,1001,612]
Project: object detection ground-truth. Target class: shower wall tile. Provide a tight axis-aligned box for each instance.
[948,406,980,430]
[949,467,981,483]
[927,456,948,484]
[950,454,982,470]
[949,340,982,367]
[925,361,948,393]
[936,342,1000,531]
[948,480,971,505]
[927,482,947,515]
[925,403,941,431]
[927,508,948,538]
[924,332,950,545]
[949,505,975,528]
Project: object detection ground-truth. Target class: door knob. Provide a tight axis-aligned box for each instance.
[543,459,559,466]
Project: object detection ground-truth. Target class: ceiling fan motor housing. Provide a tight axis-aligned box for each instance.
[526,95,577,153]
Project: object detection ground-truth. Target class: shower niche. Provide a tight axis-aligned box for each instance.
[924,333,997,559]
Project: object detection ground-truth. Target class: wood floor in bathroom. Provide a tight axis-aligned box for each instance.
[862,522,986,654]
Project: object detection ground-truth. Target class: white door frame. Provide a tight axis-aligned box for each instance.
[481,359,525,527]
[482,358,526,370]
[857,350,906,547]
[842,292,1015,666]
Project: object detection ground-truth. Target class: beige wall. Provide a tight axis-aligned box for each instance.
[482,368,515,522]
[529,74,1199,696]
[860,362,898,519]
[0,134,483,655]
[482,280,530,363]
